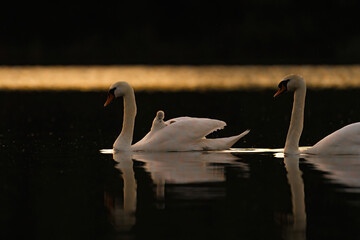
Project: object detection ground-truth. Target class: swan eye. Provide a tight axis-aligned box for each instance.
[278,79,290,89]
[104,88,116,107]
[274,79,290,97]
[109,88,116,95]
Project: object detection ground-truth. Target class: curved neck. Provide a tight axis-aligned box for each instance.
[114,89,137,151]
[285,86,306,154]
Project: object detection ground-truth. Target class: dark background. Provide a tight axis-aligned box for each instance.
[1,0,360,65]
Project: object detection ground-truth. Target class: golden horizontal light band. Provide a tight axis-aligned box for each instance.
[1,65,360,91]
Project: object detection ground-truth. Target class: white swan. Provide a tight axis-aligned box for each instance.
[138,110,168,143]
[104,81,250,152]
[274,74,360,155]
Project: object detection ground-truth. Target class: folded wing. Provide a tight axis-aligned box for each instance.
[132,117,227,151]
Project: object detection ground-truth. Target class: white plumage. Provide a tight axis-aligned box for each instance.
[105,81,249,152]
[275,74,360,155]
[306,122,360,155]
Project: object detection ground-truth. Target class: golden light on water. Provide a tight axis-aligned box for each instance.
[1,65,360,91]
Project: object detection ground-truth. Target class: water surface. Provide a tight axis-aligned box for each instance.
[1,82,360,239]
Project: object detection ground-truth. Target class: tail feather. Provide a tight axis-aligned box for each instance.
[200,129,250,150]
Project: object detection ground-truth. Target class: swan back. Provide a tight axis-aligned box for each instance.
[305,122,360,155]
[136,110,168,143]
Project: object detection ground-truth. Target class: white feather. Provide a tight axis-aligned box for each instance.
[106,81,249,152]
[277,75,360,155]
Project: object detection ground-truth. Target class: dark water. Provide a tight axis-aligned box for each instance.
[1,89,360,240]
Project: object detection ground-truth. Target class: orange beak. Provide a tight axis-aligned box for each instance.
[273,85,287,98]
[104,93,115,107]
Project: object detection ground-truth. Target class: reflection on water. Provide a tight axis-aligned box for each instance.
[104,152,137,232]
[104,151,246,232]
[102,149,360,240]
[282,155,307,240]
[133,152,248,204]
[304,155,360,192]
[2,65,360,90]
[101,148,284,155]
[128,151,246,184]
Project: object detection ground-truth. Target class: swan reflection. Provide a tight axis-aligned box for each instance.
[282,155,307,240]
[304,155,360,192]
[105,151,246,232]
[104,152,136,232]
[132,151,247,184]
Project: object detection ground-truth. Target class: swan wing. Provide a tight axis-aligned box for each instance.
[198,129,250,150]
[163,116,227,139]
[306,122,360,155]
[132,117,227,151]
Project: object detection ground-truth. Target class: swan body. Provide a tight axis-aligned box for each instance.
[105,81,250,152]
[133,116,250,151]
[305,122,360,155]
[274,74,360,155]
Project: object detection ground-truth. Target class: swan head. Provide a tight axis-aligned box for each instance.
[156,110,165,120]
[104,81,133,107]
[274,74,306,97]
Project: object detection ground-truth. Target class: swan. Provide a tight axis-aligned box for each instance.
[141,110,168,141]
[104,81,250,152]
[274,74,360,155]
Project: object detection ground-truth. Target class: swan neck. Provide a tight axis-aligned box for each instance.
[285,86,306,154]
[115,89,137,150]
